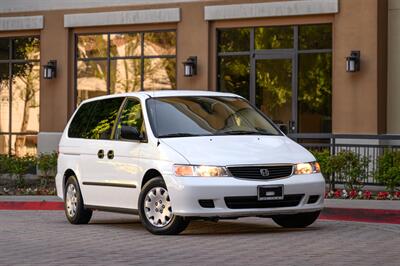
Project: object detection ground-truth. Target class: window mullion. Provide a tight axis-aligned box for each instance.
[140,32,145,91]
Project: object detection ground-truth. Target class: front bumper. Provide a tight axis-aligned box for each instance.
[165,173,325,217]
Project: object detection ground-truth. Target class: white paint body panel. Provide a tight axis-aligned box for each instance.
[55,90,325,217]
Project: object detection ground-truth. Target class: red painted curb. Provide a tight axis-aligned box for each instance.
[319,207,400,225]
[0,201,64,210]
[0,202,399,224]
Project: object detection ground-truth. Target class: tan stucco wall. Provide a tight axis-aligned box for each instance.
[388,0,400,134]
[0,0,388,134]
[332,0,384,134]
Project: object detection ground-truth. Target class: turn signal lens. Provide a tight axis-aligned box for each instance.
[294,162,321,175]
[174,165,229,177]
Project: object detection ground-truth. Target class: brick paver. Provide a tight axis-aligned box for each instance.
[0,211,399,265]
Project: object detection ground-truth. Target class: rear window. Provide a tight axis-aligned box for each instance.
[68,97,124,139]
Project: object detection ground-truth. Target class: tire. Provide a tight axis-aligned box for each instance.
[138,177,190,235]
[64,175,92,224]
[272,211,321,228]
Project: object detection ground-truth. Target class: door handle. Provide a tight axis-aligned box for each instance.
[97,149,104,159]
[107,150,114,160]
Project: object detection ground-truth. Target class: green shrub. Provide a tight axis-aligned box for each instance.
[0,155,11,174]
[311,149,369,191]
[333,151,369,191]
[311,149,335,189]
[37,152,58,186]
[37,152,58,178]
[7,156,37,188]
[375,150,400,193]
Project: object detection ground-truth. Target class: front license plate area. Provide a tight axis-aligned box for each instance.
[258,185,284,201]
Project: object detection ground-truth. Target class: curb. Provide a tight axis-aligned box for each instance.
[0,201,399,224]
[319,207,400,225]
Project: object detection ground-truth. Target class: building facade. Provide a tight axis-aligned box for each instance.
[0,0,396,156]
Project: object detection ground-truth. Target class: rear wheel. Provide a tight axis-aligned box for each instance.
[64,176,92,224]
[138,177,189,235]
[272,211,320,228]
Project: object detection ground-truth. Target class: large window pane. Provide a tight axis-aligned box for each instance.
[11,134,37,157]
[143,58,176,90]
[0,39,9,60]
[218,56,250,100]
[299,24,332,50]
[77,60,107,105]
[298,53,332,133]
[144,32,176,56]
[11,63,40,133]
[110,33,141,57]
[0,134,9,155]
[12,37,40,60]
[218,28,250,53]
[0,63,9,133]
[255,26,293,50]
[77,34,108,59]
[256,59,292,125]
[110,59,141,94]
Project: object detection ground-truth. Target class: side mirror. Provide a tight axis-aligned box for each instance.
[279,124,288,135]
[120,125,141,140]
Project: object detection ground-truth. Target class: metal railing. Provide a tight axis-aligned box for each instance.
[288,133,400,186]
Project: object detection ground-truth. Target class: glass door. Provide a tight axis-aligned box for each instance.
[254,54,295,133]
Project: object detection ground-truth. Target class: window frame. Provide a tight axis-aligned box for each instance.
[74,29,177,106]
[0,36,40,156]
[216,24,332,134]
[113,96,148,143]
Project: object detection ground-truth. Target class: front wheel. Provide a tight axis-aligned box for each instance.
[272,211,320,228]
[138,177,189,235]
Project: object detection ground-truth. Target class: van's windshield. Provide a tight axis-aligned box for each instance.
[146,96,281,138]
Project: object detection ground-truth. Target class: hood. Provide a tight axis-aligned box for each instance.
[160,135,315,166]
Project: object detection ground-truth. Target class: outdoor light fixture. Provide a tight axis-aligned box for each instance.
[182,56,197,77]
[346,51,360,72]
[43,60,57,79]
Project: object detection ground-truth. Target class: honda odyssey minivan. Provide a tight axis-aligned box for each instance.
[56,90,325,235]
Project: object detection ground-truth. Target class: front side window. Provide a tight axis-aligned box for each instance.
[0,36,40,156]
[76,31,176,105]
[115,99,145,140]
[146,96,280,138]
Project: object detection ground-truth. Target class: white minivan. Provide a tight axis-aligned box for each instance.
[56,90,325,235]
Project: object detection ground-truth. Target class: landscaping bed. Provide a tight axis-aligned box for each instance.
[0,153,57,196]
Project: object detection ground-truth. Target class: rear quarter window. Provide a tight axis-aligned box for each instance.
[68,101,96,138]
[68,97,124,139]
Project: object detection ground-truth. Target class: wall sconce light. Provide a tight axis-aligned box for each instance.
[43,60,57,79]
[346,51,360,72]
[182,56,197,77]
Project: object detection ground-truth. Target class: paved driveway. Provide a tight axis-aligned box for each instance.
[0,211,399,265]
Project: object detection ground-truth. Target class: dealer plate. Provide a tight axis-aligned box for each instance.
[257,185,284,201]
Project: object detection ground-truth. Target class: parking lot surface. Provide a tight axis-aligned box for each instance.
[0,211,399,266]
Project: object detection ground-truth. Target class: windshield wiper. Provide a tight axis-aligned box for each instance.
[221,130,275,136]
[158,133,201,138]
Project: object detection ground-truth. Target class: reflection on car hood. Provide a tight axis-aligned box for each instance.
[160,136,315,166]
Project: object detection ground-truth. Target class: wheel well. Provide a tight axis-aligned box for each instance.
[63,169,76,190]
[141,169,162,188]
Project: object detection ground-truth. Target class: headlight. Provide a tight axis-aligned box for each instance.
[294,162,321,175]
[174,165,229,177]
